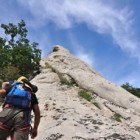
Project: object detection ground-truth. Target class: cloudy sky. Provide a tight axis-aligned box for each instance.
[0,0,140,87]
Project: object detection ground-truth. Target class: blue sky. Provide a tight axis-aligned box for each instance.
[0,0,140,87]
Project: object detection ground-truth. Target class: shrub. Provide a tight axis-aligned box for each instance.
[0,66,20,81]
[45,62,56,72]
[121,82,140,98]
[60,78,72,86]
[112,113,122,122]
[79,89,92,101]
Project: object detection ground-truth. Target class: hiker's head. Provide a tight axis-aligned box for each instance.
[17,76,32,91]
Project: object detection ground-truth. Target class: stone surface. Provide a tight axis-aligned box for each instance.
[28,45,140,140]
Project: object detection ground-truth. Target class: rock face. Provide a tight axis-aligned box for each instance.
[30,45,140,140]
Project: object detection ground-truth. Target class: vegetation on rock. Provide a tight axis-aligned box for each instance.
[121,83,140,98]
[79,89,92,101]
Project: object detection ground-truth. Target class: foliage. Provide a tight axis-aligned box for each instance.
[0,81,2,88]
[121,83,140,98]
[79,89,92,101]
[112,113,122,122]
[45,62,52,69]
[0,20,41,81]
[60,76,76,86]
[60,78,71,86]
[0,66,20,81]
[52,46,59,52]
[45,62,56,72]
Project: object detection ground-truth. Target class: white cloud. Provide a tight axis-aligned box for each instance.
[10,0,140,61]
[0,0,139,86]
[67,32,95,67]
[76,51,94,67]
[116,72,140,87]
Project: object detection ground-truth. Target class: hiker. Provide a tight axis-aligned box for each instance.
[0,76,40,140]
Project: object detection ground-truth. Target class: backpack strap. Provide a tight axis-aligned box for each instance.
[3,109,23,125]
[0,121,11,131]
[0,109,23,132]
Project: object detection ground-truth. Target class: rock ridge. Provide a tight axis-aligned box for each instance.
[30,45,140,140]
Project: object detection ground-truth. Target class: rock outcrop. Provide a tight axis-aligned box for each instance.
[30,45,140,140]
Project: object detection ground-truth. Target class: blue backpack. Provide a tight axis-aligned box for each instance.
[5,82,32,108]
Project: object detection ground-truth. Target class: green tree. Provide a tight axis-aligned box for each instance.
[0,20,41,81]
[121,82,140,98]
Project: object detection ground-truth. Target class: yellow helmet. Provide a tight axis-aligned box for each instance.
[17,76,32,91]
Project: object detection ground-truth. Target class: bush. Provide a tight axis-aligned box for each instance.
[79,89,92,101]
[0,66,20,81]
[112,113,122,122]
[121,83,140,98]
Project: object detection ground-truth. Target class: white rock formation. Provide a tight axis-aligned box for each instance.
[30,45,140,140]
